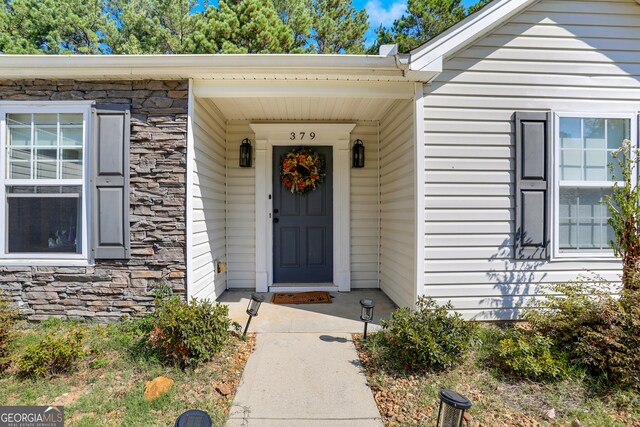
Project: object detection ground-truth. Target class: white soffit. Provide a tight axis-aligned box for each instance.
[193,79,416,100]
[409,0,538,75]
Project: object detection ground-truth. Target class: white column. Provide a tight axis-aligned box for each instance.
[335,139,351,292]
[255,139,269,292]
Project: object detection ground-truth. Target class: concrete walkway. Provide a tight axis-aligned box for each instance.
[222,291,391,426]
[226,333,384,426]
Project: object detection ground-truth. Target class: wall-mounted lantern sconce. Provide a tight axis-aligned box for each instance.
[243,293,264,336]
[359,298,375,339]
[239,138,252,168]
[437,390,472,427]
[352,139,365,168]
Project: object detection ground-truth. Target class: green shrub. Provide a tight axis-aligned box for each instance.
[107,314,158,361]
[379,296,476,371]
[18,326,88,377]
[525,280,640,389]
[497,330,569,381]
[150,296,232,368]
[0,293,19,371]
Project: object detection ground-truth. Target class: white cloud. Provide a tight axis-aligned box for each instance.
[365,0,407,29]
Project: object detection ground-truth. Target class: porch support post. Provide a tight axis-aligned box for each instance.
[255,138,269,292]
[335,138,351,292]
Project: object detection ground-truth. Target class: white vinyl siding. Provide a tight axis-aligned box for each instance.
[191,98,227,300]
[423,0,640,319]
[226,121,255,288]
[225,120,381,289]
[380,100,416,307]
[350,123,380,288]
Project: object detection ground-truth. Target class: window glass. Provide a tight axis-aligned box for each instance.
[7,186,81,254]
[61,128,83,146]
[3,109,85,256]
[559,188,611,250]
[559,118,630,183]
[6,113,83,180]
[558,116,630,252]
[8,127,30,146]
[8,148,31,179]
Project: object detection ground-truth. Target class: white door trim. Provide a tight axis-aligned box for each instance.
[251,123,355,293]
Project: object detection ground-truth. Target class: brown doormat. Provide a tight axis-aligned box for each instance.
[271,291,333,305]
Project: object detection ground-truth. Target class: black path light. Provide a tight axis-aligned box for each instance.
[243,293,265,336]
[352,139,365,168]
[239,138,252,167]
[437,390,472,427]
[174,409,212,427]
[359,298,375,339]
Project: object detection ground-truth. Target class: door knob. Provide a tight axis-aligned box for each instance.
[274,209,279,213]
[273,218,279,223]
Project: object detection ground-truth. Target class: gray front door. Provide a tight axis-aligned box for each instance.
[273,146,333,283]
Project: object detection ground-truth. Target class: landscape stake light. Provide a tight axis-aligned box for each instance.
[352,139,365,168]
[437,390,472,427]
[359,298,375,339]
[244,293,264,336]
[239,138,252,167]
[174,409,212,427]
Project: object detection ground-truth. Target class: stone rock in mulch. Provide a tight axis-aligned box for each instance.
[144,376,174,400]
[464,411,473,423]
[571,418,582,427]
[216,383,231,396]
[545,408,556,420]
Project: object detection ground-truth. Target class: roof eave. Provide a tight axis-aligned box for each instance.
[0,54,419,81]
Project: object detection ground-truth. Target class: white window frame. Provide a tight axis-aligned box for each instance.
[0,101,93,266]
[552,112,637,260]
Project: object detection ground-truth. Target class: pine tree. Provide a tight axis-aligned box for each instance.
[272,0,313,53]
[370,0,491,53]
[311,0,368,54]
[0,0,110,54]
[192,0,295,54]
[105,0,204,54]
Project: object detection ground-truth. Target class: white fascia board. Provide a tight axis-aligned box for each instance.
[193,79,416,99]
[409,0,537,73]
[0,54,406,80]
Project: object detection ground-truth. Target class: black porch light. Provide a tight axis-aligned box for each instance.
[352,139,365,168]
[359,298,375,339]
[437,390,472,427]
[243,293,264,336]
[239,138,252,168]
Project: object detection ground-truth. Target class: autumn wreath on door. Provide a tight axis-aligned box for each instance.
[281,147,325,194]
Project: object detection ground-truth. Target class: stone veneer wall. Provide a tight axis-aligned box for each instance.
[0,79,188,321]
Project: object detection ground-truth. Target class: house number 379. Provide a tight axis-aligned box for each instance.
[290,132,316,140]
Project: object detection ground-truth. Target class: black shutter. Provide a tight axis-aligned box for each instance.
[91,104,131,259]
[514,111,551,260]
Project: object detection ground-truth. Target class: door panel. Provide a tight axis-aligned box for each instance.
[273,146,333,283]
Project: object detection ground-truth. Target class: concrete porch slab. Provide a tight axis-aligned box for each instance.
[217,289,396,334]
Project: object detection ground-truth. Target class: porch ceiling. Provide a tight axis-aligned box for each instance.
[204,96,403,121]
[193,78,417,122]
